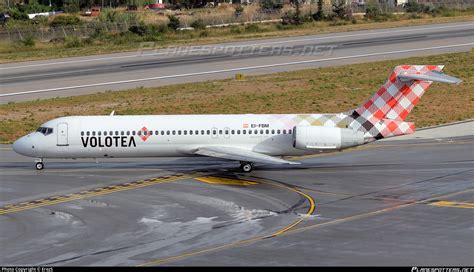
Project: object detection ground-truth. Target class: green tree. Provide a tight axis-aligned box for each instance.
[260,0,283,11]
[167,15,180,31]
[365,3,381,20]
[63,0,80,13]
[332,0,347,19]
[312,0,324,20]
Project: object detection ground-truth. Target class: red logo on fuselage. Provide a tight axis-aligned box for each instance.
[140,127,151,141]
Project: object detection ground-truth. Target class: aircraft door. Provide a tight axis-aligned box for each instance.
[57,123,68,146]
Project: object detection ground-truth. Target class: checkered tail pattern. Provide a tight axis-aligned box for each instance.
[346,65,445,140]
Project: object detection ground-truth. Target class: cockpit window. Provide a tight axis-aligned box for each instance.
[36,127,53,136]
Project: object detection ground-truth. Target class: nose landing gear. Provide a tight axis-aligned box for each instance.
[35,159,44,170]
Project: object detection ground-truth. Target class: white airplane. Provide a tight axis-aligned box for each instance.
[13,65,461,172]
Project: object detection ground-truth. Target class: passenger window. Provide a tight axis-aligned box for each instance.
[104,131,108,136]
[161,131,165,135]
[231,130,235,134]
[237,130,240,135]
[184,130,187,135]
[166,131,170,135]
[138,131,141,136]
[255,129,258,134]
[243,130,246,134]
[289,129,292,134]
[196,130,199,135]
[202,130,206,135]
[110,131,113,135]
[271,130,275,134]
[178,130,182,135]
[115,131,119,136]
[92,131,96,136]
[189,130,193,135]
[120,131,124,136]
[155,131,158,135]
[212,130,216,135]
[98,131,101,136]
[265,129,269,134]
[127,131,130,136]
[283,129,287,134]
[225,130,229,135]
[87,131,90,136]
[260,129,263,134]
[219,130,222,135]
[172,131,176,135]
[81,131,84,136]
[249,130,252,135]
[277,129,281,134]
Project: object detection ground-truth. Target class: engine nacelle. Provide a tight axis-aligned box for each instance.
[293,125,364,150]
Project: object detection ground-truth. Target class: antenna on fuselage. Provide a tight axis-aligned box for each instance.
[110,110,115,116]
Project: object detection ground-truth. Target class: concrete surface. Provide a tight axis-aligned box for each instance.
[0,121,472,266]
[1,21,473,103]
[381,119,474,141]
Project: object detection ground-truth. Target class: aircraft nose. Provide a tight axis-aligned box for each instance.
[13,135,37,157]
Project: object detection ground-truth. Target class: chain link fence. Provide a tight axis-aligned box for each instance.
[1,1,472,43]
[0,20,142,42]
[0,12,284,42]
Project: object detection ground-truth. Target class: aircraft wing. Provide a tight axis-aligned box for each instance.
[194,146,300,165]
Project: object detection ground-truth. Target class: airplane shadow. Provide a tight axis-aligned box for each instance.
[2,157,403,173]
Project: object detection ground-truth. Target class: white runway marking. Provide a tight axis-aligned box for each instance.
[1,43,473,98]
[0,22,472,70]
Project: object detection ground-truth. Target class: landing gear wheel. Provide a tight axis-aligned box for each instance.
[240,162,253,173]
[35,161,44,171]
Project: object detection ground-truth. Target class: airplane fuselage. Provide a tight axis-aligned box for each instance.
[13,65,461,171]
[15,114,347,160]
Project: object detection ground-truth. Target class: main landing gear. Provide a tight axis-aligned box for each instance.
[35,159,44,170]
[239,162,254,173]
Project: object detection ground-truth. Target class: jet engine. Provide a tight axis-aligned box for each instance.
[293,125,365,150]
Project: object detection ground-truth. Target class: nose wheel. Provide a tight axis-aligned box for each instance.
[35,159,44,170]
[240,162,254,173]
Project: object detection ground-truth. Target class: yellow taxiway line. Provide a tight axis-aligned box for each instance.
[139,175,316,266]
[195,176,259,186]
[138,188,473,266]
[0,174,196,215]
[256,179,316,237]
[429,201,474,209]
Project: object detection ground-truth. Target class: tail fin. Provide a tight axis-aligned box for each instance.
[347,65,461,140]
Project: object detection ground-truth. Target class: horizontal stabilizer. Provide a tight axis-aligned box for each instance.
[398,70,462,84]
[195,146,300,165]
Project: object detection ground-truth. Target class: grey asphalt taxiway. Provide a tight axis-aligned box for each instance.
[0,121,473,266]
[1,21,473,103]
